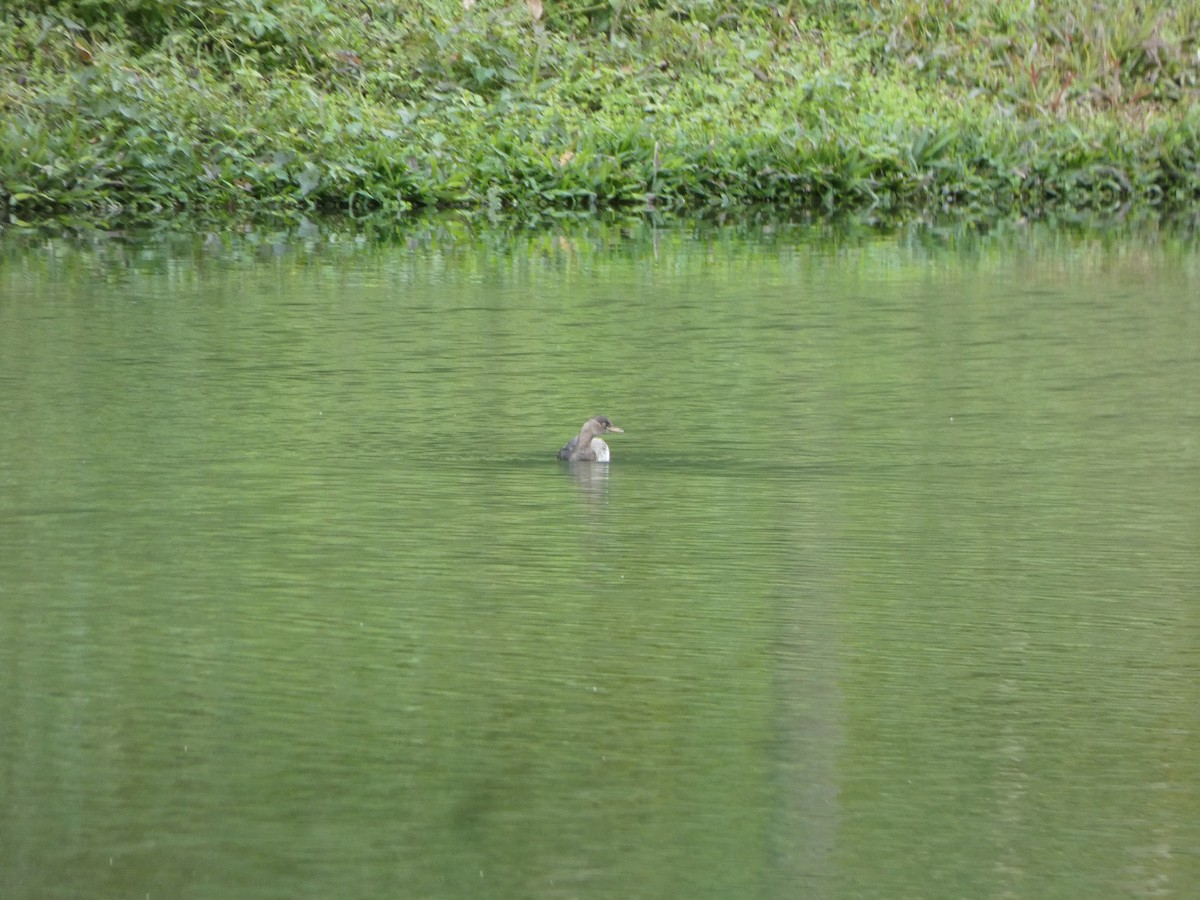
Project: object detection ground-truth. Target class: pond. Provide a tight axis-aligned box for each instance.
[1,218,1198,899]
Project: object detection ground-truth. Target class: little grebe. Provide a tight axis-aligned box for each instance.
[557,415,624,462]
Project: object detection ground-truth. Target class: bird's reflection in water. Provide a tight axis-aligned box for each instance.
[561,460,612,499]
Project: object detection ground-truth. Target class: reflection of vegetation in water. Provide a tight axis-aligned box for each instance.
[1,1,1198,226]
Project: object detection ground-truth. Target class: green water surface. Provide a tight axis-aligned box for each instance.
[1,221,1197,899]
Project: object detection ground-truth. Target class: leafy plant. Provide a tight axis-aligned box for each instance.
[1,0,1197,227]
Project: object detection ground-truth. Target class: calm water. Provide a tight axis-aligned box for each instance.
[1,220,1198,899]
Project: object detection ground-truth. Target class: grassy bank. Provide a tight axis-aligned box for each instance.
[1,1,1198,228]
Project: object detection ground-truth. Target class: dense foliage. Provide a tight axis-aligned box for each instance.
[1,0,1198,226]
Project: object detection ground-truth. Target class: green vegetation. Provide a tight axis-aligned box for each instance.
[1,0,1198,227]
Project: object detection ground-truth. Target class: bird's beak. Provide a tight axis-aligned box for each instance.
[608,425,624,433]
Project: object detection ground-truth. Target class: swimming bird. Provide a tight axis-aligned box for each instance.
[557,415,624,462]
